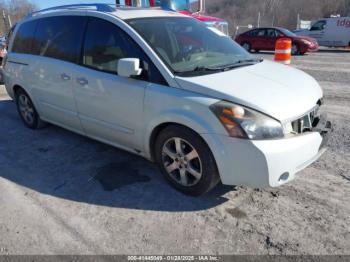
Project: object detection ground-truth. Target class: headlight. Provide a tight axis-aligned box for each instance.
[301,39,312,45]
[210,101,284,140]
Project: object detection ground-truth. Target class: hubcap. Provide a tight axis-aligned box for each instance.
[162,137,202,187]
[292,44,298,54]
[243,43,250,51]
[18,94,35,125]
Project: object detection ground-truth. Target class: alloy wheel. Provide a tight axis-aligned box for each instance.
[161,137,202,187]
[292,44,299,55]
[18,94,35,125]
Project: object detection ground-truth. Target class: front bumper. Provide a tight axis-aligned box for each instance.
[303,44,319,53]
[202,116,332,188]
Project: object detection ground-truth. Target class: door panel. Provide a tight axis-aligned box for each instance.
[265,29,278,50]
[30,15,87,132]
[74,67,147,150]
[254,29,267,50]
[32,57,83,131]
[74,17,164,150]
[308,20,327,45]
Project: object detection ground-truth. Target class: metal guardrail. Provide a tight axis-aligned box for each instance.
[26,3,116,18]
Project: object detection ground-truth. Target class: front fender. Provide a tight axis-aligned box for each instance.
[143,108,220,160]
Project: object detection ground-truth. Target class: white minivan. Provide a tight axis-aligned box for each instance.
[295,16,350,47]
[3,4,332,195]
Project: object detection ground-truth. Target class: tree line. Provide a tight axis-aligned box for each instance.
[0,0,37,35]
[1,0,350,36]
[206,0,350,35]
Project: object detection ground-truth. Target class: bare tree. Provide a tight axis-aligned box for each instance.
[8,0,37,22]
[0,0,37,35]
[206,0,350,34]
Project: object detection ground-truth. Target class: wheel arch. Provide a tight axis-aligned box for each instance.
[146,118,217,163]
[13,84,25,97]
[149,122,191,162]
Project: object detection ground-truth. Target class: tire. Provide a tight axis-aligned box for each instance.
[15,88,47,129]
[155,125,220,196]
[242,42,251,52]
[291,43,300,55]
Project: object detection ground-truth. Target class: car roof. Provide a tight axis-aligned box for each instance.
[111,7,186,20]
[26,4,186,21]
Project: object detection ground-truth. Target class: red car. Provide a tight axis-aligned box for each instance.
[235,27,319,55]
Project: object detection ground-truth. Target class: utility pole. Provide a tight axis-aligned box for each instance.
[297,13,300,30]
[200,0,206,14]
[2,10,9,34]
[257,12,261,28]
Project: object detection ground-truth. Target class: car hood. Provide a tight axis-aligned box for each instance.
[293,35,318,43]
[175,60,323,122]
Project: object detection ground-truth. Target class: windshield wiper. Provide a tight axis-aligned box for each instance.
[175,66,222,76]
[218,58,264,71]
[174,58,264,76]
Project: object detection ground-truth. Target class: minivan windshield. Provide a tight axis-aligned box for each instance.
[128,17,256,76]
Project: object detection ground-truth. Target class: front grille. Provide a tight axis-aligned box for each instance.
[290,102,323,134]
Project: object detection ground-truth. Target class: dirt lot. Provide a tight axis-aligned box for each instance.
[0,50,349,255]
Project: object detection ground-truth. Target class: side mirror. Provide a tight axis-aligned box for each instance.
[118,58,142,78]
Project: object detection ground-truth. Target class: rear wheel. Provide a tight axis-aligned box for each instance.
[15,89,46,129]
[155,125,220,196]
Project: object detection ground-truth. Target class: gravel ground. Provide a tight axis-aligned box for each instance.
[0,50,349,255]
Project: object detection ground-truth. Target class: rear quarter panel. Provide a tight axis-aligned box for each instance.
[4,54,38,102]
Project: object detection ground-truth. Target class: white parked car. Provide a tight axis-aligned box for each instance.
[3,4,332,195]
[295,16,350,47]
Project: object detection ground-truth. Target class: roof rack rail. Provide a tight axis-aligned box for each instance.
[27,3,116,18]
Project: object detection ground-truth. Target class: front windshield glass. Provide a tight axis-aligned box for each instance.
[128,17,253,76]
[279,28,296,37]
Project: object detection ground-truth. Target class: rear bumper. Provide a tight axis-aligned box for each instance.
[202,116,332,188]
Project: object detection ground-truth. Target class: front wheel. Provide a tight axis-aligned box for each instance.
[292,43,300,55]
[155,125,220,196]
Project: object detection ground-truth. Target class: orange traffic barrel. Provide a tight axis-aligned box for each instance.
[275,38,292,65]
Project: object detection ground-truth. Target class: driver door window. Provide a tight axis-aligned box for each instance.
[83,18,128,74]
[266,29,278,50]
[310,21,327,31]
[82,17,167,85]
[266,29,277,38]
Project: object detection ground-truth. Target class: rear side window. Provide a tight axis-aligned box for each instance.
[32,16,86,63]
[247,29,258,36]
[257,29,266,37]
[12,21,37,54]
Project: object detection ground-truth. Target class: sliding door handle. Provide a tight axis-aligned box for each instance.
[60,73,71,81]
[76,77,88,86]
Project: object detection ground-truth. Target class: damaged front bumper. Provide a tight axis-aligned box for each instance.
[202,114,333,188]
[313,113,333,149]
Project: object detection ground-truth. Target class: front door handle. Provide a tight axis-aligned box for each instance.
[76,77,88,86]
[61,73,71,81]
